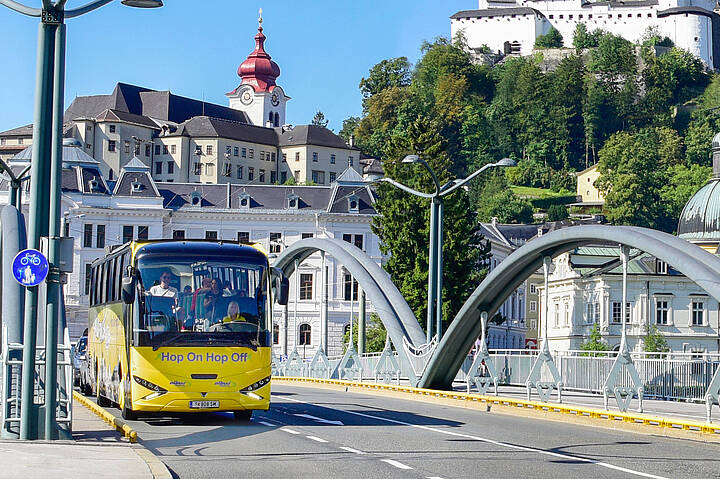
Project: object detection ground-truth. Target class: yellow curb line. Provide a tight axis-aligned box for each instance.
[72,391,137,443]
[273,377,720,442]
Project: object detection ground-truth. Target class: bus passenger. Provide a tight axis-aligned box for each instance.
[203,278,224,321]
[191,277,212,317]
[222,301,248,323]
[149,270,178,298]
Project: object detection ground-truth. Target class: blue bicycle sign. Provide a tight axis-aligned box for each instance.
[12,249,49,287]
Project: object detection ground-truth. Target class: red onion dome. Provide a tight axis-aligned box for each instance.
[238,25,281,93]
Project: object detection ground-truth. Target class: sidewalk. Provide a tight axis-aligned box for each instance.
[0,402,160,479]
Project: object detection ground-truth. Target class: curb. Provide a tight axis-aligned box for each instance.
[273,377,720,443]
[73,391,172,479]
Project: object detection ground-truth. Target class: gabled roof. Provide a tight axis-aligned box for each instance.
[171,116,278,145]
[96,109,161,129]
[0,124,33,137]
[276,125,358,150]
[11,144,101,167]
[113,160,160,198]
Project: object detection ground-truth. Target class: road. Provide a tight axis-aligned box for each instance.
[113,383,720,479]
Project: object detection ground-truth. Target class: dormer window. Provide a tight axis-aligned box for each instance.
[195,145,202,156]
[131,179,143,193]
[223,162,232,177]
[239,192,251,209]
[287,193,299,209]
[348,194,359,213]
[189,191,202,207]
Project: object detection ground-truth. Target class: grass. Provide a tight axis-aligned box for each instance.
[510,186,574,198]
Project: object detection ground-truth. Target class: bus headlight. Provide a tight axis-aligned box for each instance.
[133,375,168,400]
[240,376,270,399]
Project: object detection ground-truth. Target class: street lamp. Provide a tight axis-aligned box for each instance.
[375,156,516,343]
[1,0,162,441]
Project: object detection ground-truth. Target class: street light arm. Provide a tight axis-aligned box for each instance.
[0,0,41,16]
[64,0,113,18]
[376,177,436,199]
[439,162,497,196]
[418,159,441,194]
[0,158,18,182]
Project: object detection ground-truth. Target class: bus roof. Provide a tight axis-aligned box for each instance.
[133,240,268,263]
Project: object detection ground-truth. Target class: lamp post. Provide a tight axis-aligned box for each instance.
[376,156,516,343]
[1,0,162,441]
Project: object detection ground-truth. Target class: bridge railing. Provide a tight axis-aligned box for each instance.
[275,348,720,402]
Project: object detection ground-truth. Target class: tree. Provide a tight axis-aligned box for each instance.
[283,175,297,185]
[338,116,361,143]
[534,27,564,49]
[572,23,603,49]
[359,57,412,111]
[580,324,609,355]
[660,163,711,226]
[642,324,669,353]
[547,204,569,221]
[342,313,388,353]
[588,33,636,90]
[311,111,329,128]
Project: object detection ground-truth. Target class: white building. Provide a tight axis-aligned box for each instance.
[0,19,362,186]
[451,0,718,67]
[1,146,379,358]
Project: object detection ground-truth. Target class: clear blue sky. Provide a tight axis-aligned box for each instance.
[0,0,471,134]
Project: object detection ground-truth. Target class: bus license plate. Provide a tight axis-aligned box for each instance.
[189,400,219,409]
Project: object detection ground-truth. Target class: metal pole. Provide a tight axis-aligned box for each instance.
[349,275,354,347]
[620,245,628,353]
[321,252,328,354]
[293,259,299,351]
[435,199,444,341]
[542,256,551,353]
[9,185,17,207]
[44,21,65,440]
[20,21,56,441]
[358,287,366,354]
[282,302,288,356]
[426,197,438,342]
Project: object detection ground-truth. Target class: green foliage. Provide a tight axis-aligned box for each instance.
[342,313,388,353]
[547,204,569,221]
[642,324,669,353]
[477,173,535,224]
[311,111,329,128]
[641,26,674,48]
[535,27,564,49]
[338,116,361,143]
[283,175,297,185]
[661,163,711,221]
[572,24,603,49]
[359,57,411,100]
[580,324,609,355]
[588,32,636,89]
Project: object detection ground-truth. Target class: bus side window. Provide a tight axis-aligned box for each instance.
[117,254,126,301]
[100,262,107,305]
[89,266,95,306]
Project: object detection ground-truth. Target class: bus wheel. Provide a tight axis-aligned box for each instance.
[233,410,252,422]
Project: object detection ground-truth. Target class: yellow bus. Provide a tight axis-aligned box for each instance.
[80,240,288,421]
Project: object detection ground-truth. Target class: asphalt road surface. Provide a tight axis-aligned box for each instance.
[112,384,720,479]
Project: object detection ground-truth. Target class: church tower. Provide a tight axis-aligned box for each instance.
[227,10,290,128]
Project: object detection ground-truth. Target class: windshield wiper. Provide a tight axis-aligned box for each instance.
[207,337,259,351]
[152,333,185,351]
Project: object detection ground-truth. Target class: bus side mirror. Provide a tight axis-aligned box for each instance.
[271,267,289,305]
[122,276,136,304]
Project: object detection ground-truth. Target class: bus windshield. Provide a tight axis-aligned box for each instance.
[135,255,269,349]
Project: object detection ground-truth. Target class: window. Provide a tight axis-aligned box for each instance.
[171,144,176,154]
[260,151,265,161]
[145,145,151,156]
[554,302,560,327]
[563,300,570,326]
[312,152,318,162]
[206,163,214,175]
[612,302,631,324]
[248,167,254,181]
[656,299,669,325]
[173,230,185,239]
[124,141,130,154]
[530,300,537,312]
[0,138,4,145]
[137,225,149,240]
[84,263,92,295]
[63,220,69,237]
[155,162,162,175]
[300,273,313,300]
[237,231,250,243]
[330,154,336,164]
[205,231,218,240]
[343,273,359,301]
[299,323,311,345]
[692,300,704,326]
[154,144,161,155]
[109,125,116,133]
[96,224,105,249]
[122,225,134,243]
[135,144,142,156]
[249,148,254,159]
[295,152,300,161]
[237,166,243,179]
[656,259,668,274]
[348,156,354,167]
[294,170,300,181]
[269,232,282,253]
[311,170,325,184]
[206,145,213,156]
[343,233,363,250]
[194,162,202,175]
[281,171,287,183]
[226,145,232,155]
[259,169,266,182]
[271,152,276,161]
[167,161,174,174]
[233,147,239,157]
[241,147,247,158]
[301,233,314,239]
[282,153,287,162]
[109,169,114,181]
[329,172,336,183]
[530,284,537,294]
[18,138,23,145]
[271,171,277,184]
[162,145,168,155]
[273,324,279,344]
[586,302,600,323]
[108,140,116,152]
[83,224,92,248]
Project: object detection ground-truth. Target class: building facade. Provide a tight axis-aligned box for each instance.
[451,0,719,68]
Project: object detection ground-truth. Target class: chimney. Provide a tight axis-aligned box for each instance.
[349,135,355,147]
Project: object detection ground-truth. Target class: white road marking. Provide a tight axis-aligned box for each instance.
[280,396,669,479]
[281,428,301,434]
[427,477,446,479]
[257,421,276,427]
[381,459,413,470]
[306,435,328,443]
[293,413,344,425]
[339,446,366,454]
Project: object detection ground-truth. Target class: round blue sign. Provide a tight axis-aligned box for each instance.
[12,249,49,287]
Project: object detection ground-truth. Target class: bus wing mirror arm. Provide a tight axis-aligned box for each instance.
[271,267,289,305]
[122,276,136,304]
